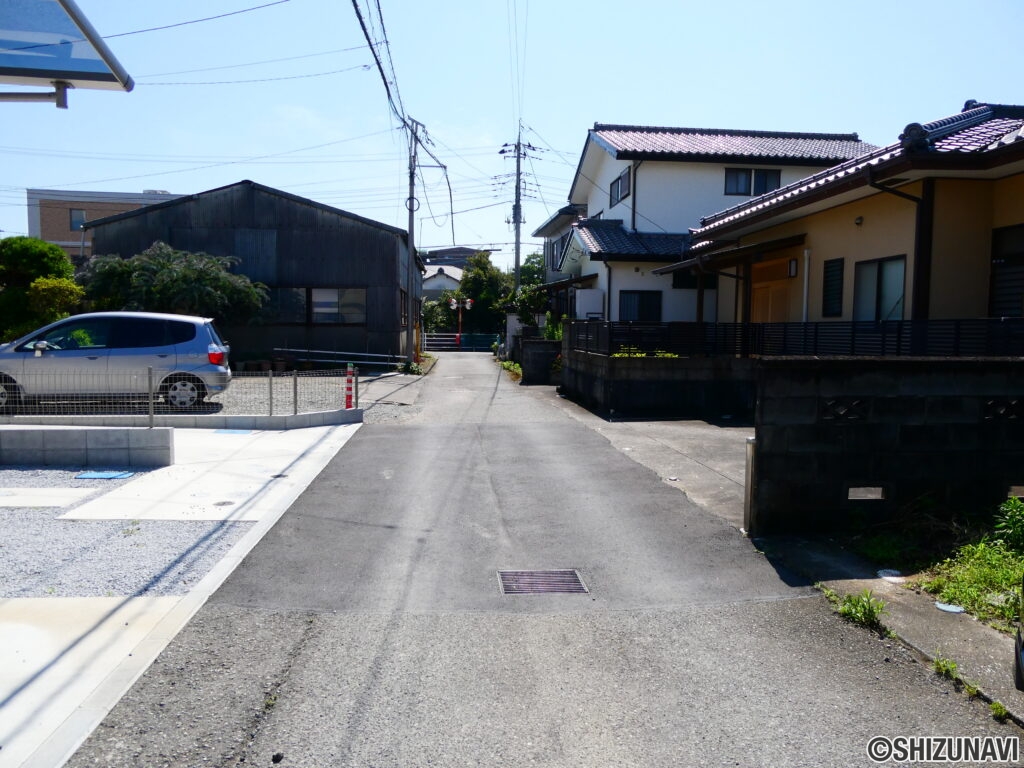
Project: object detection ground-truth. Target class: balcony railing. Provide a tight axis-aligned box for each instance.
[568,319,1024,358]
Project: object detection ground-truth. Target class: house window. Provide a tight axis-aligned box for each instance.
[401,288,409,328]
[724,168,782,196]
[311,288,367,324]
[853,256,905,321]
[619,290,662,321]
[69,209,87,231]
[822,258,844,317]
[753,169,781,195]
[672,270,718,290]
[609,167,631,207]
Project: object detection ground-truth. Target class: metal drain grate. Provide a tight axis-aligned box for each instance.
[498,569,589,595]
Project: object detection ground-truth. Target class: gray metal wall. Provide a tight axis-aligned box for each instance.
[88,182,415,361]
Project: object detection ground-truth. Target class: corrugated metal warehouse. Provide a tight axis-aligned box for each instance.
[85,180,420,364]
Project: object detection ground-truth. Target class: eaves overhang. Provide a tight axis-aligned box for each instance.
[537,272,600,291]
[653,234,807,275]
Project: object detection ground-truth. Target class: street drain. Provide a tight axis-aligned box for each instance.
[498,569,588,595]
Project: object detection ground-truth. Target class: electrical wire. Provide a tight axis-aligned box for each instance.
[136,45,370,78]
[0,1,292,54]
[141,64,370,86]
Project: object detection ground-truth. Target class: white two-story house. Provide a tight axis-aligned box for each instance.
[536,123,876,321]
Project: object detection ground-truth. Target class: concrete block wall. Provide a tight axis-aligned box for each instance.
[520,339,561,385]
[748,358,1024,535]
[0,428,174,468]
[561,349,756,419]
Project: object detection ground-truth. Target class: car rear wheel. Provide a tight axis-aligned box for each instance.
[0,377,22,414]
[162,376,206,409]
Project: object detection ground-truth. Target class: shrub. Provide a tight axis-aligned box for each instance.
[995,496,1024,551]
[398,360,423,375]
[501,360,522,380]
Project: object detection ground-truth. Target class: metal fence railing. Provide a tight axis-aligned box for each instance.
[568,319,1024,358]
[0,368,360,418]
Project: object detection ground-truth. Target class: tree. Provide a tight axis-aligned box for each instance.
[81,241,268,324]
[0,236,80,340]
[519,252,546,288]
[457,252,513,333]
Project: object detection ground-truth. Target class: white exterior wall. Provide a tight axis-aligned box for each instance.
[607,263,716,322]
[581,157,834,234]
[574,288,605,319]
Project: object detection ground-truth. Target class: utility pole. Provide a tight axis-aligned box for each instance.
[405,118,423,363]
[513,127,523,293]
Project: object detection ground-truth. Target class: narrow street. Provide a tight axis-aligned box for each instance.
[68,353,1022,768]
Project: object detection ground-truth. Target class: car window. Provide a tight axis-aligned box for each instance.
[33,318,112,350]
[206,322,226,346]
[110,318,168,348]
[168,321,197,344]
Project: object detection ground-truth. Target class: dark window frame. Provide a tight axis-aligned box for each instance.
[271,287,368,326]
[725,168,782,196]
[821,258,844,318]
[724,168,751,196]
[609,167,631,207]
[753,169,782,196]
[69,208,87,231]
[619,290,662,322]
[853,255,906,322]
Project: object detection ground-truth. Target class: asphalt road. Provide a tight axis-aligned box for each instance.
[67,353,1024,768]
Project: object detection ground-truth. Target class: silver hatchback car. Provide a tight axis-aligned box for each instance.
[0,311,231,410]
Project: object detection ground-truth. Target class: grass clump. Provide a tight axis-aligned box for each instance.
[991,701,1010,722]
[500,360,522,380]
[932,655,959,680]
[398,360,423,375]
[919,538,1023,630]
[837,589,888,631]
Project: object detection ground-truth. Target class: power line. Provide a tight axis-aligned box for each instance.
[141,64,370,86]
[106,1,292,39]
[136,45,370,78]
[0,1,293,54]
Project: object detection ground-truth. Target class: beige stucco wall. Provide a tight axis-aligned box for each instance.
[715,190,918,322]
[930,180,993,319]
[710,172,1024,323]
[993,173,1024,229]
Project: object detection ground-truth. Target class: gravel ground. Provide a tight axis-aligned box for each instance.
[0,466,252,599]
[0,371,388,601]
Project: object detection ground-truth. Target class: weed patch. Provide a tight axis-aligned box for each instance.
[500,360,522,381]
[837,589,888,632]
[917,539,1023,631]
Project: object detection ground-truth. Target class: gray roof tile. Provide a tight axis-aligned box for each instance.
[592,124,875,163]
[695,102,1024,236]
[574,219,689,259]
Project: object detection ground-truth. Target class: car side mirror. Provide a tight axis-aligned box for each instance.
[33,341,49,357]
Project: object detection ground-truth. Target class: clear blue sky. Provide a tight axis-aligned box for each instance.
[1,0,1021,272]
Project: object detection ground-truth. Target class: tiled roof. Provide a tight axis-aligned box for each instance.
[591,123,875,163]
[573,219,689,260]
[695,102,1024,236]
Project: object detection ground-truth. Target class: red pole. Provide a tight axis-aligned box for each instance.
[345,363,354,409]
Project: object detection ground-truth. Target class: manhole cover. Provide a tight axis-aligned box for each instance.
[498,569,588,595]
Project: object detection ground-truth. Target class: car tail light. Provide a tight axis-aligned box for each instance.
[208,344,226,366]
